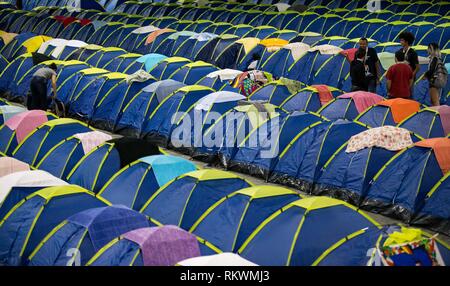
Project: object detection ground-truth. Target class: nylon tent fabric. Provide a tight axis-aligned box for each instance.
[0,156,30,178]
[67,138,161,193]
[67,72,128,124]
[313,126,415,205]
[114,79,187,137]
[56,67,109,105]
[206,103,285,169]
[9,60,88,104]
[0,170,67,205]
[12,118,93,166]
[0,110,57,156]
[319,92,384,121]
[0,54,34,100]
[103,53,143,74]
[237,197,380,266]
[28,205,151,266]
[142,85,214,146]
[140,169,253,231]
[98,155,197,211]
[85,47,127,69]
[149,57,192,81]
[248,80,295,106]
[411,173,450,236]
[189,186,302,253]
[35,131,112,179]
[87,226,201,266]
[90,76,157,132]
[0,185,108,266]
[280,85,342,113]
[0,106,27,125]
[356,98,421,128]
[399,106,450,139]
[361,138,450,223]
[169,61,219,85]
[170,91,246,157]
[227,111,324,180]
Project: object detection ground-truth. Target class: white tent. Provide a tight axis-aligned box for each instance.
[206,69,242,81]
[131,26,160,34]
[37,39,88,59]
[0,170,68,204]
[177,253,258,266]
[194,91,245,111]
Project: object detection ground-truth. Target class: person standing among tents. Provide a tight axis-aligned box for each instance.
[398,32,420,95]
[386,51,414,99]
[424,43,448,106]
[28,63,57,111]
[350,49,368,92]
[359,38,381,93]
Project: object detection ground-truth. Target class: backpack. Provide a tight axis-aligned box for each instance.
[431,57,448,89]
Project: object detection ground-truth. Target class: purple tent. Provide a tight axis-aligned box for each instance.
[88,226,201,266]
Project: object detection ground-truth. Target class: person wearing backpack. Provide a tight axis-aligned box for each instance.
[424,43,448,106]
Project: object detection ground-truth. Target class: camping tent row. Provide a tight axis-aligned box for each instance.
[2,7,449,50]
[0,104,449,250]
[0,49,449,134]
[2,37,449,108]
[112,1,450,18]
[1,50,448,138]
[0,166,449,266]
[0,108,167,191]
[17,0,450,16]
[20,0,128,12]
[1,13,449,97]
[0,170,449,266]
[22,3,448,28]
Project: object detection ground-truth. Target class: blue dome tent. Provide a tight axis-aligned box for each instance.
[98,155,197,211]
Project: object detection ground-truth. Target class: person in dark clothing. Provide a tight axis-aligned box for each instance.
[28,63,57,111]
[424,43,443,106]
[359,38,381,93]
[350,49,368,92]
[398,31,420,80]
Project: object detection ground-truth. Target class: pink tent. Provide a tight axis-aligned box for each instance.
[5,110,51,143]
[430,105,450,136]
[338,91,384,113]
[0,157,30,177]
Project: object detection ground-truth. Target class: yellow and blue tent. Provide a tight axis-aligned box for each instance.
[0,185,109,266]
[411,172,450,235]
[361,138,450,222]
[12,118,93,166]
[399,106,450,139]
[237,196,380,266]
[98,155,198,211]
[67,137,161,193]
[140,169,253,230]
[27,205,151,266]
[190,186,302,254]
[0,110,57,156]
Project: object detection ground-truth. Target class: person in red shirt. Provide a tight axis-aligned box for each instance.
[386,51,414,99]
